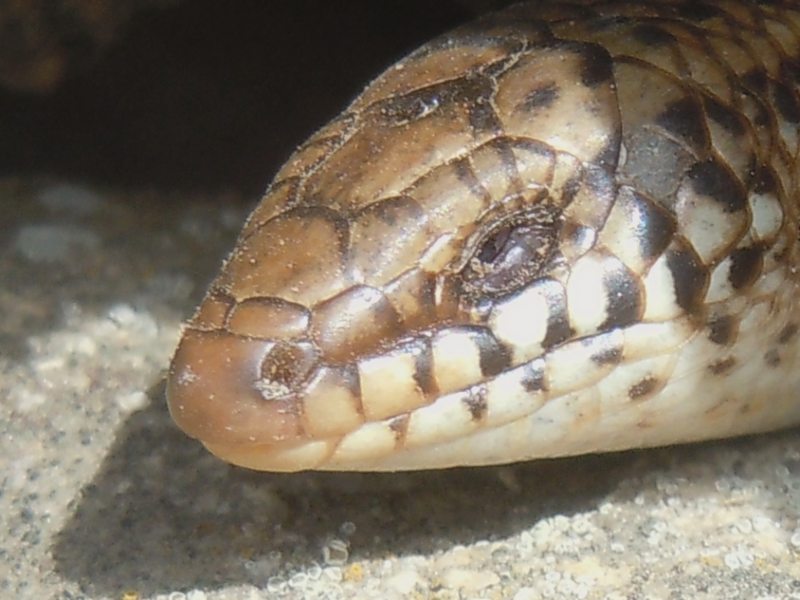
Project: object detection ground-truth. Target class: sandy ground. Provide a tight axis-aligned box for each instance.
[2,177,800,600]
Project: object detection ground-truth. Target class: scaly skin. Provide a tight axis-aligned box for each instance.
[167,0,800,472]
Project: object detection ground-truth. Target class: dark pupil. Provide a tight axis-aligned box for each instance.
[477,226,512,263]
[471,222,553,293]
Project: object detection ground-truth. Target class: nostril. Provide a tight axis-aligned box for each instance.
[166,329,306,444]
[256,341,319,401]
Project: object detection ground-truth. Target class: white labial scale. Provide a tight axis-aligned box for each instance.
[358,346,424,421]
[565,253,611,334]
[431,328,484,394]
[226,287,800,473]
[622,318,696,361]
[360,386,604,470]
[370,282,800,471]
[483,361,548,425]
[403,388,482,449]
[489,285,549,363]
[359,334,800,471]
[544,330,623,396]
[316,332,800,471]
[592,339,735,448]
[302,368,364,438]
[205,438,336,472]
[326,421,400,467]
[641,254,683,321]
[406,359,549,447]
[395,327,558,452]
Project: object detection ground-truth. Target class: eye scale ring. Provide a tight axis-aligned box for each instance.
[459,204,563,298]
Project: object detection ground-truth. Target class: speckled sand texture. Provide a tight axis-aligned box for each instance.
[2,178,800,600]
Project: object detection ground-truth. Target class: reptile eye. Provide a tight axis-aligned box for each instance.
[462,209,560,296]
[477,226,513,263]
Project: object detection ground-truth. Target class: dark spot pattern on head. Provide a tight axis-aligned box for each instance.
[708,356,736,375]
[495,139,522,185]
[454,158,490,202]
[600,261,643,330]
[676,3,725,21]
[752,164,779,194]
[764,348,781,367]
[631,24,676,46]
[750,96,772,127]
[561,174,584,205]
[474,330,513,377]
[415,272,439,323]
[575,42,615,87]
[707,314,738,345]
[778,323,798,345]
[459,76,503,136]
[780,57,800,84]
[378,86,444,126]
[685,159,747,212]
[703,95,746,137]
[591,346,623,366]
[338,363,364,417]
[463,386,489,421]
[469,96,504,136]
[666,247,707,313]
[411,339,438,398]
[743,69,769,94]
[631,192,676,262]
[540,280,574,349]
[628,376,659,400]
[521,82,560,112]
[773,81,800,123]
[657,97,709,151]
[593,137,621,169]
[388,414,410,441]
[619,129,695,201]
[521,360,547,393]
[728,246,763,290]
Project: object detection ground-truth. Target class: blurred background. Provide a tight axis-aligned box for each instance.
[0,0,515,196]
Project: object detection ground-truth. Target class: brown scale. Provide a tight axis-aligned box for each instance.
[167,0,800,471]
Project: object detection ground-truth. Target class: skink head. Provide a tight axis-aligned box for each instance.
[167,21,623,471]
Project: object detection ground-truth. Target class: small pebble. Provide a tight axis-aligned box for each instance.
[116,391,148,413]
[384,568,425,595]
[440,568,500,592]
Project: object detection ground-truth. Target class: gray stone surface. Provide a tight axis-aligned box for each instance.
[2,177,800,600]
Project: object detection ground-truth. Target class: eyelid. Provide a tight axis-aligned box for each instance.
[458,207,562,297]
